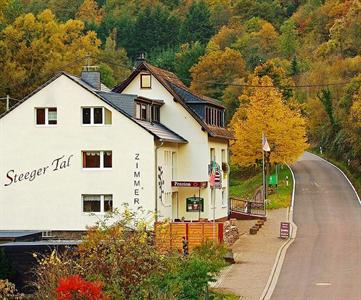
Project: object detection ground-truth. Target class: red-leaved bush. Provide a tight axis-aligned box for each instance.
[56,275,108,300]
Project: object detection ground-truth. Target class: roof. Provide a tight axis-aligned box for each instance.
[0,72,188,144]
[133,119,187,144]
[0,240,81,247]
[0,231,41,238]
[112,62,232,140]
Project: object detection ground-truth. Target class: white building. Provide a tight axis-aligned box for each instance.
[0,59,232,234]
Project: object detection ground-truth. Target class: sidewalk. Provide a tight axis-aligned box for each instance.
[212,208,289,300]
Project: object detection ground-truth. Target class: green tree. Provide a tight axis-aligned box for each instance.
[132,4,180,59]
[279,20,299,59]
[317,89,338,133]
[174,42,205,85]
[180,0,215,44]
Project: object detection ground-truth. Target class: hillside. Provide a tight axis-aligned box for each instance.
[0,0,360,171]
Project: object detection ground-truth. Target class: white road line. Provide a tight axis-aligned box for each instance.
[315,282,332,286]
[258,164,298,300]
[308,152,361,206]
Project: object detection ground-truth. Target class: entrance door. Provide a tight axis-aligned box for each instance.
[172,192,178,221]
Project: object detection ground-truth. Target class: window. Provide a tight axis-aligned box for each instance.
[82,107,112,125]
[204,106,224,127]
[140,74,151,88]
[82,151,112,169]
[151,106,160,122]
[210,148,215,163]
[141,104,147,120]
[221,149,226,163]
[36,108,57,125]
[222,188,227,207]
[82,194,113,213]
[172,152,177,180]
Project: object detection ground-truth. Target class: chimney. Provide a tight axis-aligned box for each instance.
[135,53,146,68]
[81,66,101,90]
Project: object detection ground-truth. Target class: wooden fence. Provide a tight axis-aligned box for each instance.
[155,222,224,253]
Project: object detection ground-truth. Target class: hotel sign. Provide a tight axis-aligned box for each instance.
[171,181,207,188]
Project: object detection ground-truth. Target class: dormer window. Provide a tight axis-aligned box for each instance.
[140,74,151,89]
[205,106,224,127]
[135,99,161,123]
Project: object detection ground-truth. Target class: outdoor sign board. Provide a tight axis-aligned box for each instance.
[186,197,204,212]
[171,181,207,188]
[280,222,290,239]
[269,175,278,186]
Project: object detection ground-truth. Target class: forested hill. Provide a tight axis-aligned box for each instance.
[0,0,360,171]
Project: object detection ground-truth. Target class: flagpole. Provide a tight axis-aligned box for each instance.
[262,132,265,203]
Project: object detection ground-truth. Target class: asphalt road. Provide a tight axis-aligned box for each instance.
[271,152,361,300]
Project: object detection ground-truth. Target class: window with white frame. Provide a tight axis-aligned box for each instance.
[210,148,216,163]
[82,194,113,213]
[171,152,177,180]
[222,188,227,207]
[82,151,112,169]
[82,107,112,125]
[36,108,57,125]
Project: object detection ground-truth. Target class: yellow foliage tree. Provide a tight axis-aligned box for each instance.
[230,76,308,166]
[0,9,100,99]
[76,0,102,24]
[190,47,246,99]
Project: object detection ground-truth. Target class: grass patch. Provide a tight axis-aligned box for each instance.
[229,172,262,199]
[230,165,293,209]
[267,165,293,209]
[209,289,239,300]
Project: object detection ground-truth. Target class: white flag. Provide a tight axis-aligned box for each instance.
[262,134,271,152]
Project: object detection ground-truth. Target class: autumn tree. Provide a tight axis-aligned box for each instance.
[0,9,100,99]
[233,18,280,69]
[230,76,308,166]
[76,0,102,25]
[190,48,246,99]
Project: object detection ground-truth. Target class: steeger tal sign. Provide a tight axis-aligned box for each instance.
[4,154,73,187]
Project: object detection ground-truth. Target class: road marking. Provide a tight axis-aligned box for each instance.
[315,282,331,286]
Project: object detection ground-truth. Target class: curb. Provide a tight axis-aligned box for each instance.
[308,152,361,206]
[258,164,298,300]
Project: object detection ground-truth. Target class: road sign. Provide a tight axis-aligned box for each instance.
[280,222,290,239]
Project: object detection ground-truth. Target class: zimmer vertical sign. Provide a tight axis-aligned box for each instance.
[133,153,142,206]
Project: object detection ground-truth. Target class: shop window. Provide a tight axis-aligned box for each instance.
[140,74,151,88]
[82,151,112,169]
[82,107,112,125]
[82,194,113,213]
[36,108,57,125]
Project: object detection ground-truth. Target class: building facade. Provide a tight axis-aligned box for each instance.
[0,61,232,233]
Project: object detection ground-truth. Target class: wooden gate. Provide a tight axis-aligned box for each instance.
[155,222,224,252]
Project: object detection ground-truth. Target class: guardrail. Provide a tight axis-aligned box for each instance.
[230,197,266,216]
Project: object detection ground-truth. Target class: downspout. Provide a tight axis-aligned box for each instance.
[155,139,164,223]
